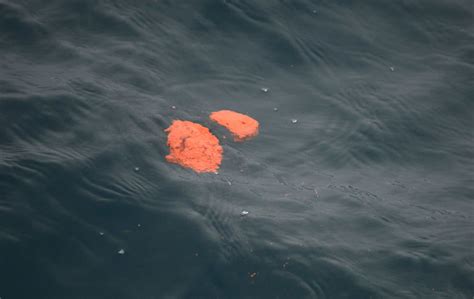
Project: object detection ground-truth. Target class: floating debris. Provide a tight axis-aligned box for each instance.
[240,210,249,216]
[249,272,257,278]
[273,107,279,111]
[118,249,125,255]
[171,105,176,109]
[195,252,199,257]
[312,9,317,14]
[261,87,269,93]
[390,66,395,72]
[165,110,260,173]
[291,119,298,124]
[165,120,223,173]
[137,224,141,227]
[314,187,319,198]
[134,167,140,172]
[99,232,104,236]
[210,110,259,142]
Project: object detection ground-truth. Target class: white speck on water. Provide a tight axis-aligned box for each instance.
[137,224,141,227]
[312,9,317,13]
[118,249,125,255]
[261,87,269,93]
[291,119,298,124]
[134,167,140,172]
[240,210,249,216]
[390,66,395,71]
[99,232,104,236]
[171,105,176,109]
[314,188,319,198]
[273,107,278,111]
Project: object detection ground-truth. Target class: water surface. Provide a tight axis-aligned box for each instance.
[1,0,473,298]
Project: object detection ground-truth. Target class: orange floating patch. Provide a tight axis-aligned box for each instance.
[165,120,223,173]
[210,110,259,142]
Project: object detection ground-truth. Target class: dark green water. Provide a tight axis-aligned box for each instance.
[1,0,473,298]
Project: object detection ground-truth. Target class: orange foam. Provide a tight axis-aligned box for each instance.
[209,110,259,142]
[165,120,223,173]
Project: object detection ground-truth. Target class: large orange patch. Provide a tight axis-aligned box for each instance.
[165,120,223,173]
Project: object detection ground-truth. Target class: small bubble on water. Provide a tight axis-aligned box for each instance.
[261,87,269,93]
[240,210,249,216]
[312,9,317,13]
[118,249,125,255]
[137,224,141,227]
[99,232,104,236]
[273,107,278,111]
[291,119,298,124]
[134,167,140,172]
[389,66,395,71]
[171,105,176,109]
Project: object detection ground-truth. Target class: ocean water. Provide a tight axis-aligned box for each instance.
[1,0,473,298]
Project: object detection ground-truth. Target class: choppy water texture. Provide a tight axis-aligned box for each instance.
[1,0,473,298]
